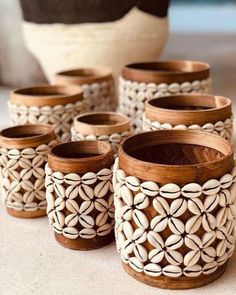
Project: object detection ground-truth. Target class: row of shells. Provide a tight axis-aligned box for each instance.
[71,127,131,154]
[8,101,88,142]
[45,164,115,239]
[143,116,233,140]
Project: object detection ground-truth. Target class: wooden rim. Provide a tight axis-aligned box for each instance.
[122,60,210,84]
[10,85,83,107]
[74,112,130,136]
[48,141,114,173]
[54,67,112,85]
[0,124,55,149]
[123,262,227,290]
[7,208,46,218]
[119,130,233,184]
[145,94,232,125]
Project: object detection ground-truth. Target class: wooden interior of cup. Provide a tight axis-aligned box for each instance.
[56,68,111,79]
[75,112,128,126]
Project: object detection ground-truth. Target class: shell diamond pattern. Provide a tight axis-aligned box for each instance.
[45,164,115,240]
[0,140,58,212]
[8,100,88,142]
[118,77,211,130]
[113,159,236,278]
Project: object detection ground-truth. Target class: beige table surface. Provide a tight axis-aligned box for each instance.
[1,32,236,295]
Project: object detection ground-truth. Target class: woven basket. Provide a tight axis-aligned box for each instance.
[113,130,235,289]
[119,60,211,130]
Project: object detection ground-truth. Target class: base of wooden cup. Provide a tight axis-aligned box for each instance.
[7,208,46,218]
[122,262,227,290]
[54,231,115,250]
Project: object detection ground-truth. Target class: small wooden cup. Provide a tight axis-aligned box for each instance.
[0,124,57,218]
[54,67,116,112]
[119,60,210,130]
[144,94,233,141]
[46,140,115,250]
[71,112,131,154]
[114,130,235,289]
[9,85,86,142]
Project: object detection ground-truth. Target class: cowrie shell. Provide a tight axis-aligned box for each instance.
[185,215,202,234]
[80,201,94,215]
[219,189,230,207]
[79,184,94,200]
[52,222,63,234]
[133,209,149,229]
[184,250,200,267]
[19,158,31,169]
[23,191,35,204]
[220,174,233,188]
[123,221,134,239]
[122,239,133,255]
[79,215,94,229]
[202,231,216,248]
[110,133,121,144]
[125,176,140,192]
[128,257,143,273]
[160,183,181,199]
[11,201,24,211]
[202,179,221,195]
[38,200,47,210]
[134,193,149,209]
[7,149,21,160]
[165,250,183,266]
[54,197,65,211]
[168,218,185,235]
[65,199,80,213]
[216,208,228,228]
[188,198,204,215]
[65,214,79,227]
[65,185,79,200]
[183,265,202,277]
[54,211,65,227]
[82,172,97,185]
[64,173,81,185]
[120,205,132,220]
[181,183,202,198]
[215,121,224,132]
[203,261,218,275]
[32,154,45,167]
[133,228,147,244]
[202,213,216,232]
[217,253,228,266]
[97,223,112,236]
[97,168,112,181]
[46,205,54,219]
[151,121,161,130]
[52,172,64,184]
[147,231,164,248]
[94,199,108,212]
[216,240,227,257]
[216,226,227,240]
[46,192,55,207]
[140,181,159,196]
[36,144,48,154]
[202,123,214,132]
[116,169,126,184]
[204,194,219,212]
[143,264,162,277]
[79,228,96,239]
[153,197,169,215]
[133,244,148,262]
[201,246,216,263]
[185,234,202,250]
[170,198,187,217]
[94,181,109,198]
[150,215,168,232]
[96,212,108,227]
[54,183,65,199]
[148,248,164,263]
[120,185,133,206]
[162,265,182,277]
[21,148,36,159]
[63,227,79,239]
[165,234,183,250]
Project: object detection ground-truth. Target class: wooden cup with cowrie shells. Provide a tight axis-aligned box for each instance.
[8,85,87,142]
[54,67,116,112]
[143,94,233,141]
[46,140,115,250]
[118,60,211,131]
[0,124,57,218]
[113,129,236,289]
[71,112,132,155]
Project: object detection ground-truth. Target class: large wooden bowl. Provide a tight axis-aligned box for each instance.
[114,130,235,289]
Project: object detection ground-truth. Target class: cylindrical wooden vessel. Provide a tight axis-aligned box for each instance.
[71,112,131,155]
[46,140,115,250]
[9,85,87,142]
[54,68,116,112]
[113,130,236,289]
[143,94,233,141]
[119,60,211,130]
[0,124,57,218]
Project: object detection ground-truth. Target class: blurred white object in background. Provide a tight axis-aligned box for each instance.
[22,8,168,82]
